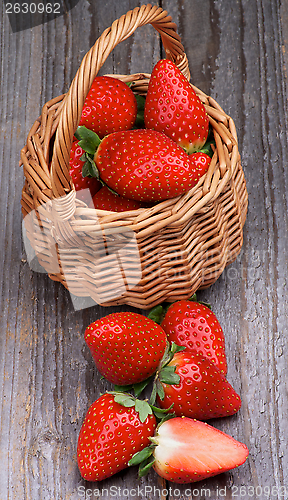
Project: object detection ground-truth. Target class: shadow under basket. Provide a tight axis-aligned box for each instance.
[20,4,248,310]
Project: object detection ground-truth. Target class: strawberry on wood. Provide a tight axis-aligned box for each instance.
[129,417,249,484]
[77,393,157,481]
[154,349,241,420]
[84,312,168,386]
[160,300,227,375]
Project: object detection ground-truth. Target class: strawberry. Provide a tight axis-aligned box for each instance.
[89,185,142,212]
[79,76,137,138]
[69,140,101,202]
[153,349,241,420]
[190,151,212,172]
[160,300,227,375]
[84,312,168,386]
[77,393,157,481]
[144,59,209,153]
[129,417,249,483]
[91,128,210,202]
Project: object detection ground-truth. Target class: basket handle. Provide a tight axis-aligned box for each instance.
[50,3,189,199]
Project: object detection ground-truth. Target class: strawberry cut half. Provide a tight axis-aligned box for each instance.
[129,417,249,484]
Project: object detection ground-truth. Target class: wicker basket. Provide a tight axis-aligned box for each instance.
[20,4,248,309]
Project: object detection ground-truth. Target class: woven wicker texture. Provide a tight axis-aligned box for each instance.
[20,4,248,309]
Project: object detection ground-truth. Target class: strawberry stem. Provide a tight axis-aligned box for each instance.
[149,342,186,405]
[74,125,102,180]
[74,125,101,153]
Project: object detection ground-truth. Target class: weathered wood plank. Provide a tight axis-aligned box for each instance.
[0,0,287,498]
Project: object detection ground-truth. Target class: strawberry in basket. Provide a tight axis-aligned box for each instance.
[144,59,209,154]
[75,127,211,202]
[69,140,101,201]
[79,76,138,138]
[89,185,142,212]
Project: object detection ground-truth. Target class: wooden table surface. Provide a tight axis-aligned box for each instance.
[1,0,288,499]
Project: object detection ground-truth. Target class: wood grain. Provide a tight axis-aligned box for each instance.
[0,0,287,498]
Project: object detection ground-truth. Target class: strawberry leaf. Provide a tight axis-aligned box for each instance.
[147,305,165,324]
[159,365,180,385]
[82,154,100,179]
[149,383,157,406]
[134,95,146,128]
[108,392,153,423]
[156,379,165,401]
[75,126,101,154]
[113,384,133,393]
[113,394,135,407]
[189,293,198,301]
[128,445,154,466]
[170,342,186,355]
[158,341,185,371]
[138,455,156,477]
[133,376,153,397]
[134,399,153,423]
[150,404,175,421]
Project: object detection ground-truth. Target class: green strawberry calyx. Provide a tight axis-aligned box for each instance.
[106,391,174,424]
[149,342,186,406]
[74,125,101,179]
[111,341,186,405]
[128,342,187,478]
[128,441,156,477]
[74,126,119,197]
[107,391,153,423]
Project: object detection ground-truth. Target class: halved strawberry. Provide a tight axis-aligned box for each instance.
[144,59,209,153]
[129,417,249,484]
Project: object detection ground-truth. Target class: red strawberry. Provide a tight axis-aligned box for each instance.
[79,76,137,138]
[129,417,249,484]
[69,140,101,201]
[190,151,212,172]
[89,185,142,212]
[77,393,157,481]
[155,350,241,420]
[94,128,209,202]
[161,300,227,375]
[84,312,168,386]
[144,59,209,154]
